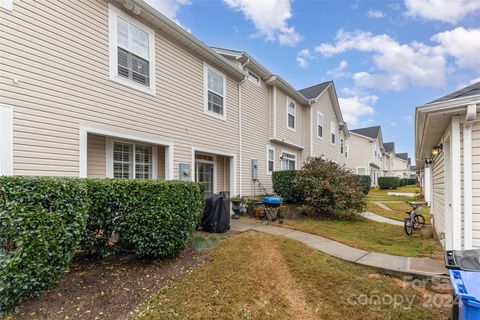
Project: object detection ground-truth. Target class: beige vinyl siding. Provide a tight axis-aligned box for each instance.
[275,89,304,147]
[0,0,239,192]
[345,134,373,171]
[311,91,341,161]
[87,134,106,178]
[432,149,445,245]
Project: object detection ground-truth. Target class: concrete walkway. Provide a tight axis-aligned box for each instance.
[360,211,404,226]
[230,219,447,279]
[372,201,393,211]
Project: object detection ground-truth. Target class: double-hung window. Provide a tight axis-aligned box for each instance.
[345,145,349,158]
[287,100,295,130]
[267,147,275,174]
[112,141,155,179]
[109,4,155,94]
[204,64,226,119]
[330,121,336,145]
[340,138,344,154]
[317,112,323,139]
[281,152,296,170]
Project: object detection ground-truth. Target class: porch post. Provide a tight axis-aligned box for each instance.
[451,116,462,250]
[165,144,174,180]
[424,165,431,206]
[463,104,476,249]
[79,126,87,178]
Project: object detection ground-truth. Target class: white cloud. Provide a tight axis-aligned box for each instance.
[296,49,313,68]
[223,0,302,46]
[338,94,377,126]
[405,0,480,23]
[327,59,348,77]
[315,30,446,90]
[367,9,385,18]
[432,27,480,70]
[144,0,191,28]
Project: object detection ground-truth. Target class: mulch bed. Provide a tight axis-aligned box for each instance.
[7,250,209,320]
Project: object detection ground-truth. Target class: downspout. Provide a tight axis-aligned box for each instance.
[463,104,477,249]
[309,101,314,157]
[273,85,277,138]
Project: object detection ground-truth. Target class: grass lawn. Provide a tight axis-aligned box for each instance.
[367,202,431,223]
[138,231,449,320]
[367,186,421,202]
[282,218,443,260]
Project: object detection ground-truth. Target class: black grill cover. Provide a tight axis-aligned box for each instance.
[200,194,230,233]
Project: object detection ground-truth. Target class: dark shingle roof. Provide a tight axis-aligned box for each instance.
[350,126,381,139]
[429,81,480,104]
[299,81,332,100]
[383,142,394,152]
[396,153,409,161]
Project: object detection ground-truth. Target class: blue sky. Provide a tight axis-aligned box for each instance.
[146,0,480,158]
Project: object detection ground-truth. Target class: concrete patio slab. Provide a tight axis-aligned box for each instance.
[408,257,447,275]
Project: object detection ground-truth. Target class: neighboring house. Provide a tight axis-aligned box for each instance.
[416,81,480,250]
[345,126,384,186]
[0,0,349,198]
[382,142,395,176]
[392,153,411,178]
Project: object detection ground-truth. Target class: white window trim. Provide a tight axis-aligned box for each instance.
[106,138,158,179]
[316,111,324,140]
[340,138,344,154]
[203,62,227,121]
[281,150,297,170]
[1,0,13,10]
[356,167,368,175]
[266,145,275,175]
[246,69,261,86]
[108,4,156,95]
[79,125,174,180]
[330,120,336,146]
[0,104,13,176]
[345,145,349,159]
[287,98,296,132]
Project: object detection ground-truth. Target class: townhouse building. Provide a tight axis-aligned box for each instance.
[0,0,349,198]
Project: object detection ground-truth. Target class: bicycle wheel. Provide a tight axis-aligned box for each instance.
[404,218,413,235]
[414,214,425,228]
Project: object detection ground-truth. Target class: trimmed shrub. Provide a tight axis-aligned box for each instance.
[354,175,372,195]
[295,157,366,219]
[400,178,417,187]
[80,179,204,258]
[272,170,303,203]
[0,177,88,314]
[378,177,400,189]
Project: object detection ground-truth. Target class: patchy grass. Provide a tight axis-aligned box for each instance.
[282,218,442,259]
[367,186,420,202]
[366,202,431,224]
[138,232,449,320]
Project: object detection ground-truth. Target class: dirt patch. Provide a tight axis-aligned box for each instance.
[7,250,208,320]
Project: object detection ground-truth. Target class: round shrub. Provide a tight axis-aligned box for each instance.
[295,157,366,219]
[0,177,88,315]
[272,170,303,203]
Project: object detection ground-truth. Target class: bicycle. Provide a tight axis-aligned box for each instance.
[404,201,426,235]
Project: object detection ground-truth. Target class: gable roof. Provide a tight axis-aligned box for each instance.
[350,126,381,139]
[299,81,332,100]
[383,142,395,153]
[396,153,409,161]
[428,81,480,104]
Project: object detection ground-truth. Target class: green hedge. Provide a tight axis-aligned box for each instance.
[1,177,204,314]
[272,170,303,203]
[399,178,417,187]
[377,176,400,189]
[0,177,88,315]
[354,175,371,194]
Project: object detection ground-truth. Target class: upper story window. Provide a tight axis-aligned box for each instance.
[247,70,261,86]
[317,112,323,139]
[108,4,156,95]
[345,145,349,158]
[281,152,296,170]
[330,121,336,145]
[340,138,344,154]
[287,99,296,130]
[267,147,275,174]
[204,63,227,120]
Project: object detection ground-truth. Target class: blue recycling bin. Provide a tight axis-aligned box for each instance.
[446,249,480,320]
[449,270,480,320]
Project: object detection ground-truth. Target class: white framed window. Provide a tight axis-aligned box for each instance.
[281,151,296,170]
[247,69,261,86]
[317,111,323,139]
[204,63,227,120]
[356,167,366,175]
[0,104,13,176]
[345,145,349,158]
[340,138,344,154]
[330,121,336,145]
[287,99,296,131]
[267,146,275,174]
[108,4,156,95]
[108,139,157,179]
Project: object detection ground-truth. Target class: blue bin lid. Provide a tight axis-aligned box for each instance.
[449,270,480,303]
[263,196,282,204]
